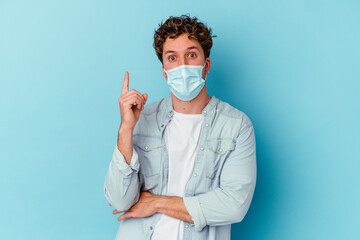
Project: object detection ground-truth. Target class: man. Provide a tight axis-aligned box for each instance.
[104,15,257,240]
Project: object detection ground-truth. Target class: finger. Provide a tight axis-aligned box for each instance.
[117,212,133,221]
[140,94,148,110]
[143,93,148,103]
[133,95,144,110]
[122,90,146,105]
[112,209,122,214]
[125,95,143,110]
[129,89,146,105]
[121,71,129,95]
[122,94,144,110]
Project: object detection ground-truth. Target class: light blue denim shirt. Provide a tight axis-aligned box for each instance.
[104,96,257,240]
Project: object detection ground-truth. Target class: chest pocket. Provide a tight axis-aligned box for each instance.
[205,139,236,179]
[133,135,163,177]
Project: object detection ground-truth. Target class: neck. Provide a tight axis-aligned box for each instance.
[171,87,211,114]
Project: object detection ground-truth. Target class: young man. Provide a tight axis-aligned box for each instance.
[104,15,257,240]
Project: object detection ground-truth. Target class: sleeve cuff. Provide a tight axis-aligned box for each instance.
[183,196,207,232]
[112,145,140,176]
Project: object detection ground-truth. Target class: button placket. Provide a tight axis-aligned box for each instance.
[185,108,214,197]
[199,115,210,153]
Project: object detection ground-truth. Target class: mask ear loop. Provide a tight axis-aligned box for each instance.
[203,58,208,81]
[163,65,168,80]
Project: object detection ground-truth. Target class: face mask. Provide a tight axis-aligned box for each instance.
[164,61,207,101]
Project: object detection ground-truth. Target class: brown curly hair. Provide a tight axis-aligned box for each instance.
[153,14,216,63]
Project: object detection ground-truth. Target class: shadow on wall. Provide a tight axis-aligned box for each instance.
[208,39,280,239]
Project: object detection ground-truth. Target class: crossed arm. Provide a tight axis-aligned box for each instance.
[109,192,193,223]
[105,120,256,230]
[105,141,194,223]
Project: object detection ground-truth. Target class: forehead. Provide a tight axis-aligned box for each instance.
[163,33,202,53]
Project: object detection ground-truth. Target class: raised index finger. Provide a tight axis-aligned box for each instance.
[121,71,129,95]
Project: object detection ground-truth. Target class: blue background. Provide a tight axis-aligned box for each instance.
[1,0,359,239]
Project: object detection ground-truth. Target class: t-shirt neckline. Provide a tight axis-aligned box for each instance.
[173,110,204,119]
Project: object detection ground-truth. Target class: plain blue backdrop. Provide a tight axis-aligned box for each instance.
[1,0,359,239]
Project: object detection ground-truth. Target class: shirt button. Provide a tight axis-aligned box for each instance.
[200,147,204,151]
[185,224,189,228]
[205,123,209,127]
[150,226,153,230]
[218,148,223,153]
[203,110,207,114]
[145,146,149,150]
[170,110,173,114]
[161,124,164,128]
[193,173,197,177]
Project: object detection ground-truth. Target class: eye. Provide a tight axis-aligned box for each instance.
[188,52,197,58]
[168,55,176,61]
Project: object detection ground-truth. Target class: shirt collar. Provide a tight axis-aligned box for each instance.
[158,95,219,131]
[164,95,218,115]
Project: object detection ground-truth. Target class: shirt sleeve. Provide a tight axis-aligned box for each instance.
[111,144,140,175]
[183,121,257,232]
[104,145,141,212]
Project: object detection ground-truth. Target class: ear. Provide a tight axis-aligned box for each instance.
[202,58,211,80]
[162,65,168,79]
[205,57,211,74]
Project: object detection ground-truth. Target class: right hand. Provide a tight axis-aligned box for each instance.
[118,71,148,130]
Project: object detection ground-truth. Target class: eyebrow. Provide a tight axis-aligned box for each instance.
[164,46,200,55]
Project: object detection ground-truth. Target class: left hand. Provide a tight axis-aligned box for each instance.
[111,191,160,221]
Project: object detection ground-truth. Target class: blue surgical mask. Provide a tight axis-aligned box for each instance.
[164,61,207,101]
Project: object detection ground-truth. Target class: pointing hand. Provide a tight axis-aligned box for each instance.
[118,71,148,130]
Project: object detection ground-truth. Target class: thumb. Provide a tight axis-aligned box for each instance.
[143,93,148,102]
[117,211,133,221]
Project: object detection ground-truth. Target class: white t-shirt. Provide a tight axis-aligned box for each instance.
[151,110,204,240]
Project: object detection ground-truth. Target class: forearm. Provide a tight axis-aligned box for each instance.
[155,196,194,223]
[117,126,134,165]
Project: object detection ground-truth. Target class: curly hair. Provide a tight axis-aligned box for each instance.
[153,14,216,63]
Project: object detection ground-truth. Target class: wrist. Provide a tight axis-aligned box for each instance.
[119,124,134,133]
[117,125,134,165]
[153,195,168,214]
